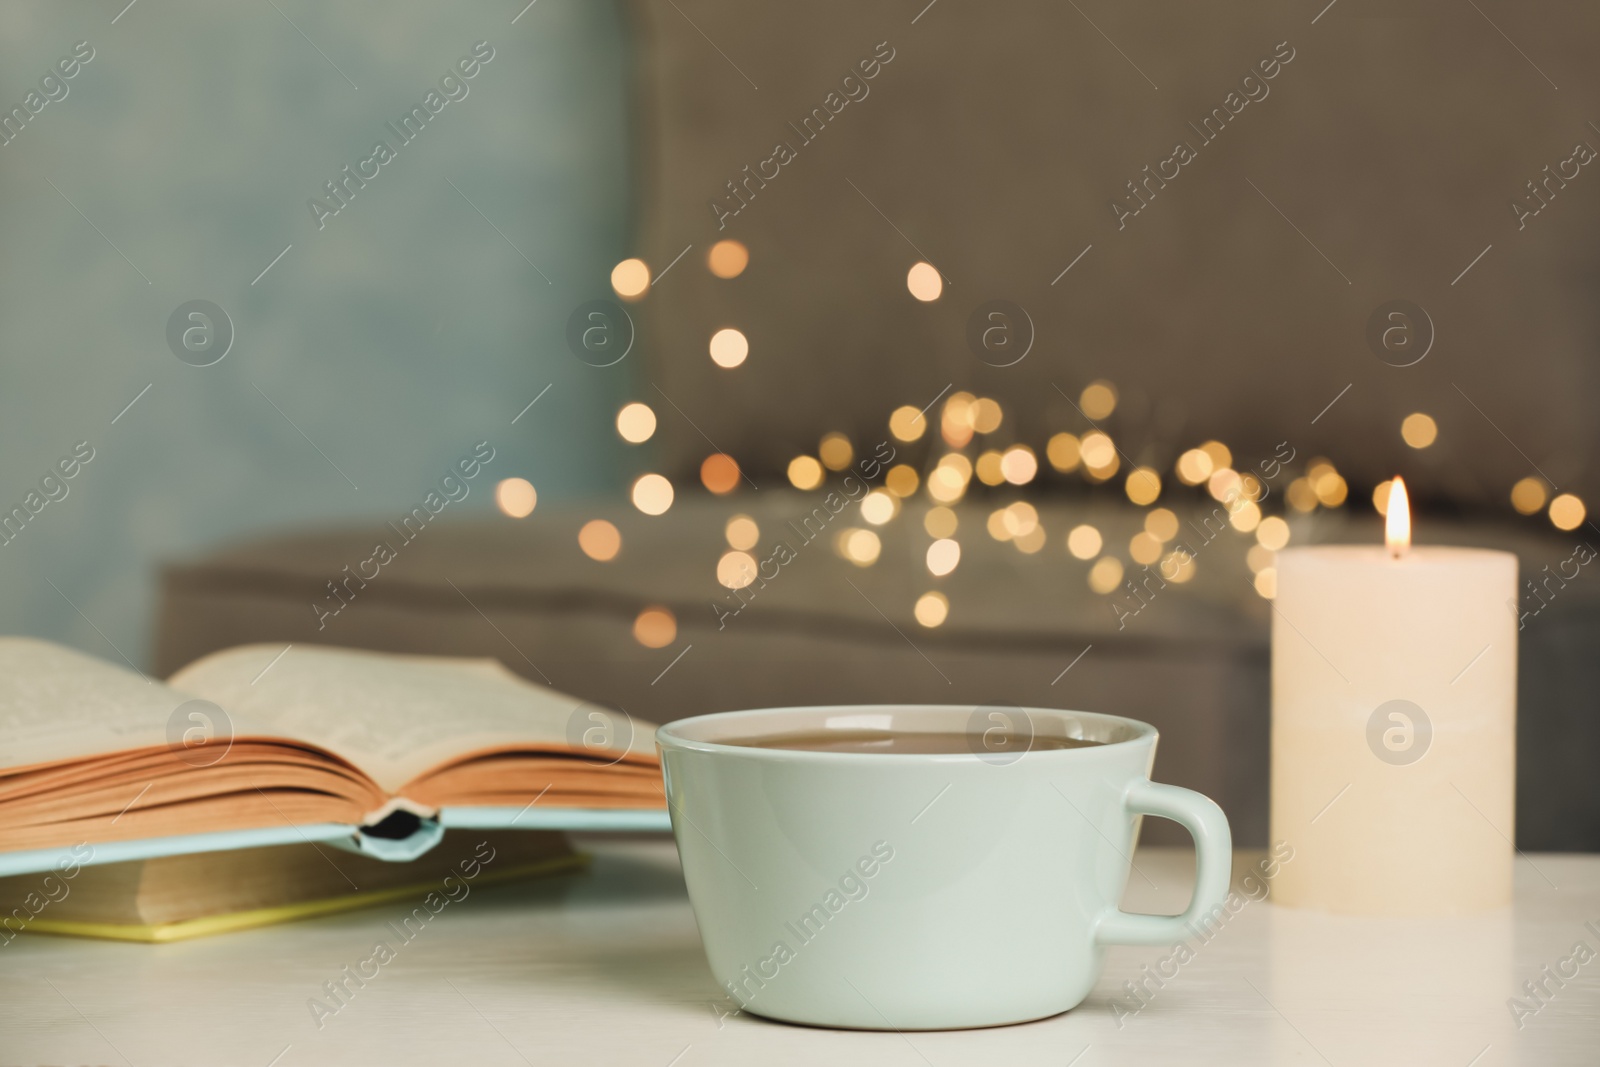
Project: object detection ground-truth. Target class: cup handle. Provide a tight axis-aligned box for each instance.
[1093,779,1233,947]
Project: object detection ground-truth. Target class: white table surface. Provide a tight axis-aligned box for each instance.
[2,837,1595,1066]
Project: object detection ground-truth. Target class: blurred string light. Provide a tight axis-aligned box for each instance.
[941,392,977,448]
[1550,493,1586,531]
[972,398,1003,434]
[1145,508,1178,542]
[616,402,656,443]
[914,591,949,627]
[1066,524,1102,560]
[976,451,1006,486]
[725,514,760,550]
[1125,466,1160,506]
[1080,380,1117,420]
[1307,458,1347,507]
[633,606,676,648]
[1080,431,1118,479]
[707,240,748,278]
[1001,445,1037,485]
[1372,478,1394,515]
[1163,549,1196,583]
[819,433,853,471]
[926,538,961,576]
[924,505,958,538]
[700,453,740,494]
[907,261,942,301]
[837,527,882,566]
[709,327,748,368]
[1087,556,1123,594]
[860,489,896,525]
[1014,523,1047,553]
[1047,433,1081,473]
[889,405,926,442]
[631,473,673,515]
[610,258,649,300]
[717,550,757,589]
[1254,568,1278,599]
[1401,412,1437,449]
[1510,477,1547,515]
[1255,515,1290,551]
[1129,532,1162,565]
[787,455,824,490]
[578,519,621,561]
[885,464,920,497]
[1246,544,1275,573]
[495,477,536,518]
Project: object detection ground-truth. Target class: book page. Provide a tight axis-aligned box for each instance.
[0,638,300,772]
[169,644,655,793]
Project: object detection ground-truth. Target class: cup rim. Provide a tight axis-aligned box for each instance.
[654,704,1157,762]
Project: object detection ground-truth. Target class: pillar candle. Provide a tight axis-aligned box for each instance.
[1269,479,1518,915]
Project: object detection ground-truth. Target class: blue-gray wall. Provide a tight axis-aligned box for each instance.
[0,1,634,667]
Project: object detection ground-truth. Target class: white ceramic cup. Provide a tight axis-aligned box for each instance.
[656,704,1232,1030]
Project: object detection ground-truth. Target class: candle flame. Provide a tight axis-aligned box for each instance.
[1386,476,1411,557]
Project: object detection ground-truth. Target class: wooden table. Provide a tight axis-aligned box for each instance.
[2,838,1595,1065]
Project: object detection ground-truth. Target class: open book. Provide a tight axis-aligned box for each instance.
[0,639,666,876]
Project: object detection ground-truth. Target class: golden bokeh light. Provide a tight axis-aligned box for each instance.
[860,489,897,526]
[1003,501,1039,538]
[924,505,958,538]
[1129,531,1163,565]
[1001,445,1038,485]
[725,514,760,551]
[1254,567,1277,599]
[1199,440,1233,473]
[1067,524,1103,560]
[1125,466,1161,506]
[973,398,1004,434]
[787,455,824,490]
[610,258,649,300]
[1372,479,1393,516]
[926,538,961,576]
[1162,548,1197,583]
[1313,470,1348,507]
[700,453,741,495]
[1287,477,1318,512]
[819,433,854,471]
[987,508,1013,542]
[709,327,749,368]
[885,464,920,497]
[717,550,758,589]
[1087,556,1124,594]
[1175,448,1213,486]
[907,261,943,301]
[1511,476,1548,516]
[941,392,976,448]
[1208,468,1241,502]
[914,591,949,628]
[1229,500,1262,533]
[631,473,674,515]
[1080,380,1118,420]
[1255,515,1290,551]
[927,467,965,504]
[707,239,749,279]
[1246,543,1275,574]
[1047,432,1082,473]
[1550,493,1586,531]
[1080,431,1117,472]
[633,607,676,648]
[578,519,621,561]
[1145,507,1179,542]
[1014,524,1047,554]
[495,477,537,518]
[975,450,1006,486]
[839,527,882,567]
[1401,412,1438,449]
[889,405,927,442]
[615,402,656,444]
